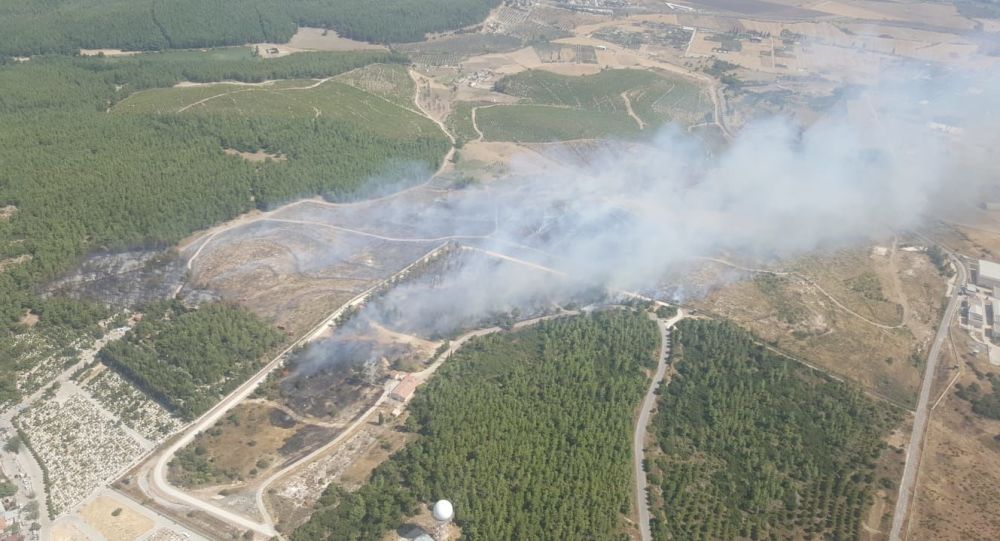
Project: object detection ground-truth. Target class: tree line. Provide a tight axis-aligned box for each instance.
[0,0,501,57]
[650,319,900,541]
[293,310,659,540]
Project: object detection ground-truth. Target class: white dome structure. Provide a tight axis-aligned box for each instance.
[414,535,434,541]
[432,499,454,522]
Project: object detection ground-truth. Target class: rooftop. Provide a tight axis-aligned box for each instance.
[980,259,1000,281]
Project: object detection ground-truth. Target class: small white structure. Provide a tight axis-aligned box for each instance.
[432,499,454,541]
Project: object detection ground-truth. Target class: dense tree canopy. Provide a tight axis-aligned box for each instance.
[293,310,659,541]
[651,319,900,541]
[99,300,284,419]
[0,0,501,57]
[0,51,447,331]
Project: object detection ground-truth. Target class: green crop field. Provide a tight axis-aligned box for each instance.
[486,68,713,141]
[477,104,640,143]
[446,101,489,145]
[333,63,415,108]
[495,68,660,112]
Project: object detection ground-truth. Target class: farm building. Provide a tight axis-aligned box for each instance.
[390,374,419,402]
[977,259,1000,289]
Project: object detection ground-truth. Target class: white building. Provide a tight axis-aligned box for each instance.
[969,297,985,328]
[977,259,1000,290]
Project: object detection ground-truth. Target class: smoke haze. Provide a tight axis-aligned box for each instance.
[292,66,999,370]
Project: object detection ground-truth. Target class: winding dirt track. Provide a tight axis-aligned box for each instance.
[621,91,646,130]
[698,256,906,331]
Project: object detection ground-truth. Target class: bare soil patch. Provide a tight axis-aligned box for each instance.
[0,205,16,221]
[79,494,155,541]
[0,254,32,272]
[224,148,287,163]
[287,27,388,52]
[79,49,141,57]
[51,522,91,541]
[19,310,39,328]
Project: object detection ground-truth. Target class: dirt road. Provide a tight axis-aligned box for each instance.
[145,243,451,538]
[699,256,906,330]
[254,310,579,530]
[888,254,966,541]
[634,310,683,541]
[621,91,646,130]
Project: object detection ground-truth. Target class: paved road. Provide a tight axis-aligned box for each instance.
[635,310,683,541]
[888,255,967,541]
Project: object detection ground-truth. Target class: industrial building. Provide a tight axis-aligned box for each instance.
[976,259,1000,290]
[969,297,985,328]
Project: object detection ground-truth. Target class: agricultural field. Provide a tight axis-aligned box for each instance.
[482,68,711,141]
[396,33,524,66]
[649,319,904,541]
[332,63,415,108]
[476,104,640,143]
[293,311,659,541]
[446,101,488,145]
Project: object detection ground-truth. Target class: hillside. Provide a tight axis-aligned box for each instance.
[293,310,659,541]
[0,0,501,56]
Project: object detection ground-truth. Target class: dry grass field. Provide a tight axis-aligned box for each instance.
[689,244,947,408]
[79,495,155,541]
[909,325,1000,540]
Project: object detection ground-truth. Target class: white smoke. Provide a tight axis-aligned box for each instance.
[293,65,999,360]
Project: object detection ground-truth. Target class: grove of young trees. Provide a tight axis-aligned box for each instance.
[293,310,659,541]
[0,0,501,57]
[0,50,448,332]
[651,319,900,541]
[99,300,284,419]
[956,376,1000,420]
